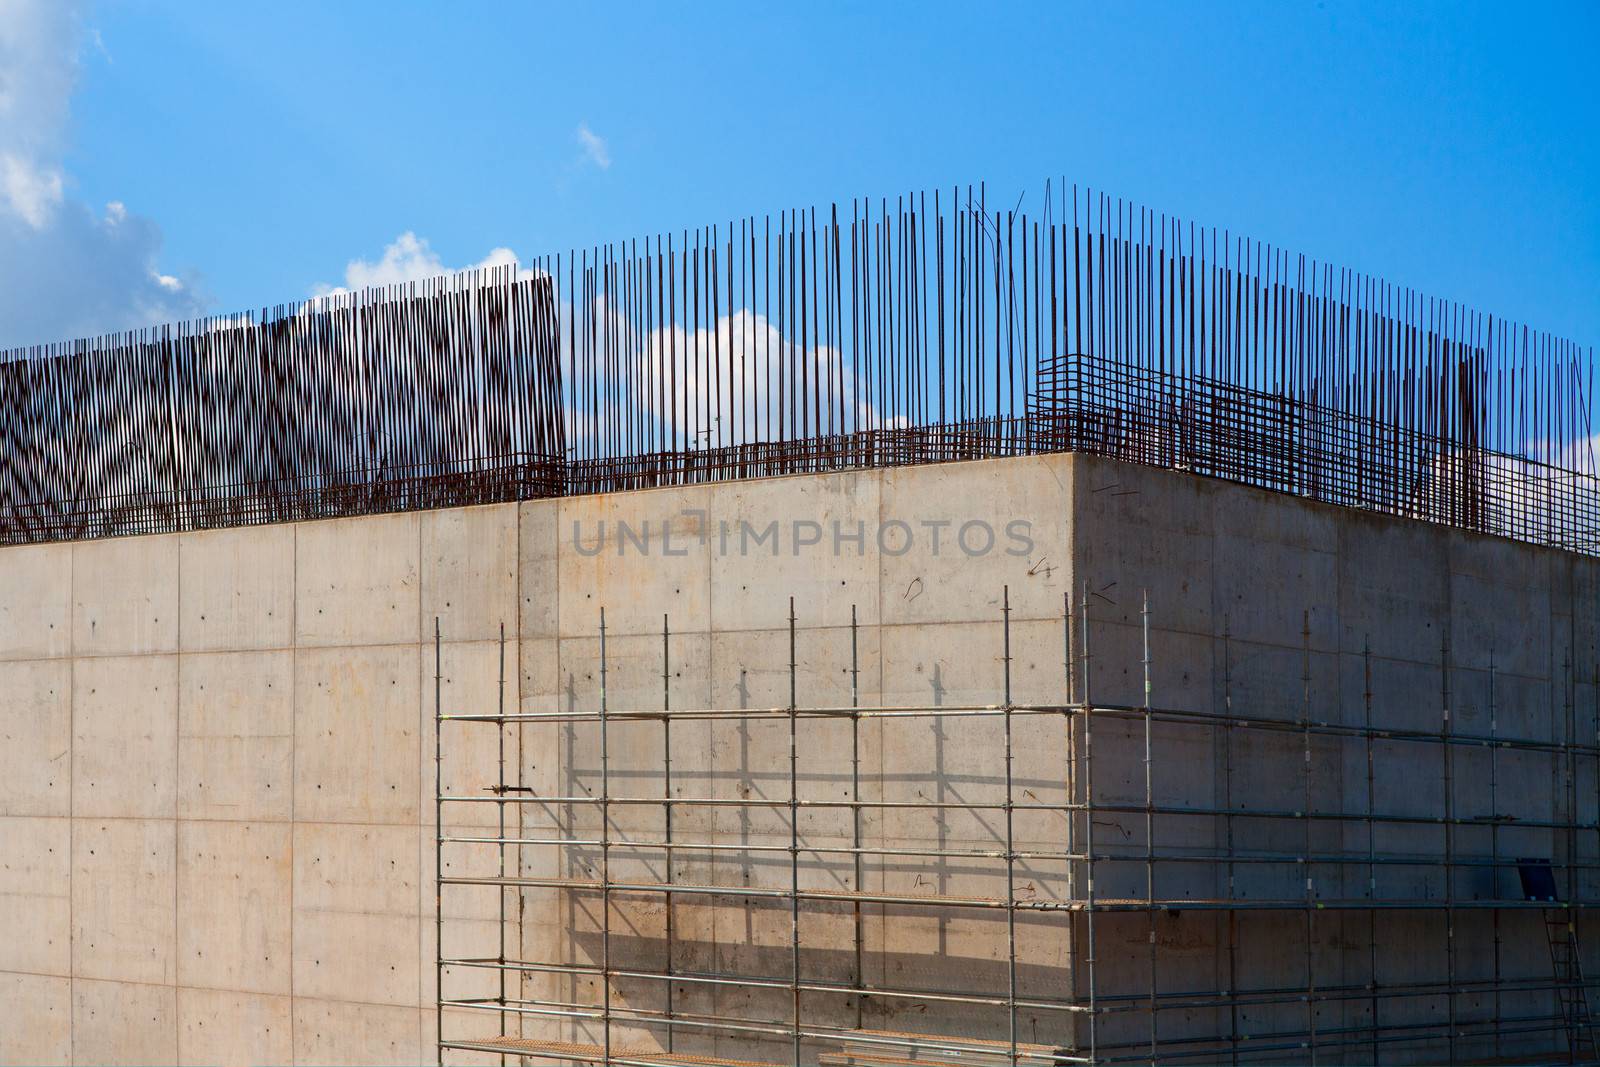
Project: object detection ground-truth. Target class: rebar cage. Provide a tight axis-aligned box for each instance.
[3,182,1596,554]
[434,588,1600,1066]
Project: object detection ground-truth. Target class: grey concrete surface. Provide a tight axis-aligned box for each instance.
[0,451,1593,1064]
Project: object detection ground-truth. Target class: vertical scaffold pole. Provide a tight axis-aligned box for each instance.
[788,597,802,1067]
[1002,586,1019,1064]
[1064,592,1078,1016]
[662,614,675,1053]
[496,623,508,1062]
[1080,585,1099,1063]
[850,604,865,1030]
[1364,637,1379,1065]
[598,609,612,1064]
[1142,591,1157,1064]
[434,618,444,1067]
[1563,651,1576,913]
[1563,648,1579,1036]
[1590,652,1600,994]
[1489,650,1502,1064]
[1224,619,1240,1065]
[1442,631,1457,1062]
[1301,611,1317,1064]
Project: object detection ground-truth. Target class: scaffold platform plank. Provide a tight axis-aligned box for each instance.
[442,1036,780,1066]
[816,1025,1074,1064]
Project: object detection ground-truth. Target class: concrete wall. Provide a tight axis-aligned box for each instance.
[0,509,493,1066]
[503,453,1600,1064]
[1066,454,1600,1062]
[2,452,1595,1065]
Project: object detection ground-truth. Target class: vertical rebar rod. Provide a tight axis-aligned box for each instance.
[1142,591,1157,1064]
[662,614,675,1053]
[6,192,1599,554]
[598,608,612,1064]
[434,617,445,1067]
[1002,586,1019,1064]
[788,597,801,1067]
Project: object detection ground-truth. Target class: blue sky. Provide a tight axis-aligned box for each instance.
[1,1,1596,350]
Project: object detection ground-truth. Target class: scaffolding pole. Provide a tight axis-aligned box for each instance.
[433,586,1600,1066]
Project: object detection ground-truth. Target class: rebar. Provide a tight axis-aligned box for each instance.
[2,183,1595,557]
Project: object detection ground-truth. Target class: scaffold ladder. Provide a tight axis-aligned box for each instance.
[1544,911,1599,1063]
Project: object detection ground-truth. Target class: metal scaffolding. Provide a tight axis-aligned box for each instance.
[436,587,1600,1066]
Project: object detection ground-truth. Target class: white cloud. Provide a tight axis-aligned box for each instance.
[0,0,205,350]
[311,232,529,298]
[341,231,444,290]
[1550,432,1600,476]
[1,154,63,228]
[0,0,77,162]
[558,296,904,455]
[576,122,610,169]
